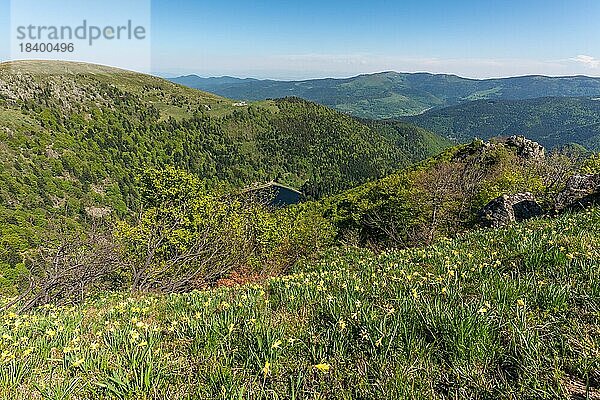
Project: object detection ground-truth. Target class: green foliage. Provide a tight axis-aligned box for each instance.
[137,166,220,209]
[471,146,546,208]
[581,153,600,174]
[253,202,336,273]
[1,208,598,398]
[364,120,452,160]
[408,97,600,150]
[323,171,421,246]
[116,168,335,291]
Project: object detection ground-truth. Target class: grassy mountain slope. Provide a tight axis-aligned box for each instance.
[1,208,597,398]
[170,72,600,119]
[407,96,600,150]
[1,60,234,120]
[0,61,449,280]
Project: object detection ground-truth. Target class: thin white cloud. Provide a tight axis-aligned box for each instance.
[571,55,600,69]
[153,52,600,80]
[269,55,577,79]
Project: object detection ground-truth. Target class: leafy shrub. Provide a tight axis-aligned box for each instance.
[581,153,600,174]
[116,167,335,292]
[252,201,336,274]
[323,141,573,248]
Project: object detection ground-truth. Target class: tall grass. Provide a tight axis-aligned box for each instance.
[0,209,598,399]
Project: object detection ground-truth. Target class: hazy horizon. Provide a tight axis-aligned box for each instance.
[1,0,599,79]
[158,69,600,81]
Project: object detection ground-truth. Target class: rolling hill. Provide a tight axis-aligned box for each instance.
[0,60,449,281]
[169,72,600,119]
[407,96,600,150]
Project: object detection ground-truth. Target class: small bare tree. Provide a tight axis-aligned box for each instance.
[5,222,122,313]
[416,162,465,244]
[539,151,580,203]
[363,211,410,248]
[456,160,488,221]
[121,193,258,293]
[125,215,252,293]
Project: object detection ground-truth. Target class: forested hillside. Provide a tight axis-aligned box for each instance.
[407,97,600,150]
[0,61,449,286]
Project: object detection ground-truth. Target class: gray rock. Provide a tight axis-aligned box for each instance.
[501,135,546,161]
[479,192,544,228]
[555,174,600,212]
[452,136,545,162]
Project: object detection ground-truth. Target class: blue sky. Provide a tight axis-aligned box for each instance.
[1,0,600,79]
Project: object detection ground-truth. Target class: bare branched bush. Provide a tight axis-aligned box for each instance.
[538,151,581,204]
[415,162,467,244]
[363,211,411,248]
[6,223,122,313]
[124,204,254,293]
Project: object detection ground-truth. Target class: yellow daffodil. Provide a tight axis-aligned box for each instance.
[71,357,85,368]
[262,361,271,376]
[314,363,330,373]
[271,340,282,350]
[129,330,140,342]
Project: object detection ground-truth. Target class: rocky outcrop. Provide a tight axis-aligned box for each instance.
[501,136,545,161]
[555,174,600,212]
[453,136,545,162]
[478,173,599,227]
[479,192,544,228]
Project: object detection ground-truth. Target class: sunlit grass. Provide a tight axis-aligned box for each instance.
[0,209,599,399]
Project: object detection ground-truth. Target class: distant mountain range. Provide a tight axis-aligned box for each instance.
[169,72,600,119]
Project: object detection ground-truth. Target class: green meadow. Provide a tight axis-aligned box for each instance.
[1,209,598,399]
